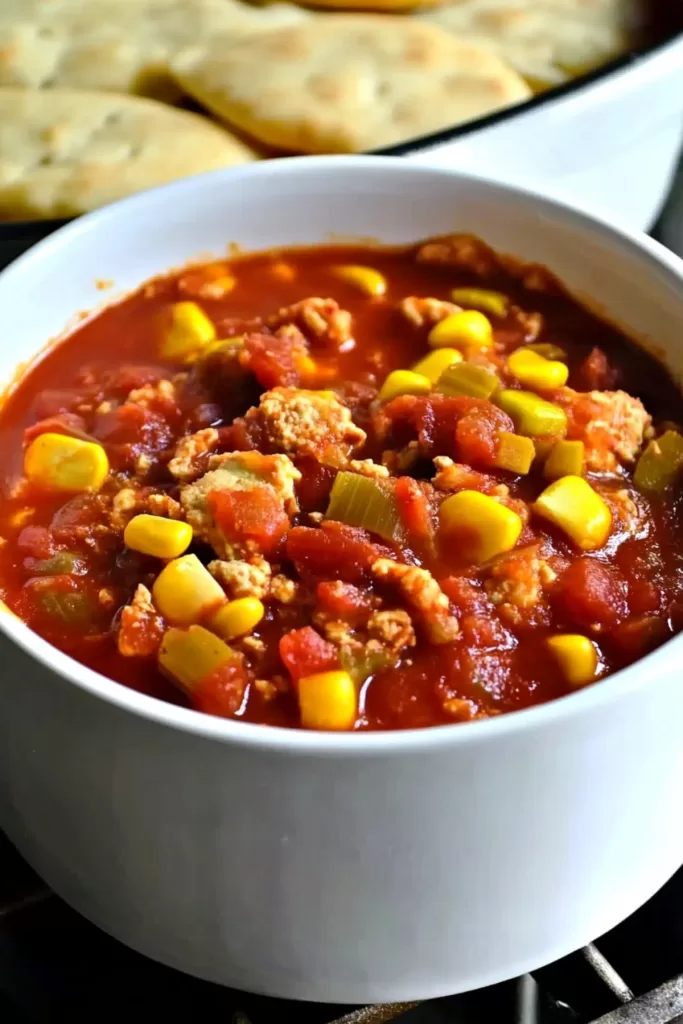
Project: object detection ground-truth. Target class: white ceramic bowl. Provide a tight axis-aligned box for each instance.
[1,157,683,1003]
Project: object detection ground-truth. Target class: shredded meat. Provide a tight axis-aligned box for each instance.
[558,388,651,473]
[269,574,300,604]
[267,297,353,349]
[208,556,272,599]
[398,297,460,328]
[602,487,648,543]
[347,458,390,479]
[168,428,219,482]
[117,584,164,658]
[484,546,555,626]
[246,387,366,462]
[415,235,499,276]
[371,558,459,643]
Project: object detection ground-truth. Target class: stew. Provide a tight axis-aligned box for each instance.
[1,235,682,731]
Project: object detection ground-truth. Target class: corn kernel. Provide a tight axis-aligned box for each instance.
[533,475,611,550]
[546,634,599,687]
[378,369,431,403]
[497,390,567,438]
[124,514,193,559]
[525,342,567,360]
[493,432,535,474]
[160,301,216,361]
[333,265,387,297]
[634,430,683,492]
[152,553,226,626]
[298,670,357,731]
[24,432,109,493]
[159,624,235,692]
[428,310,493,350]
[544,440,585,481]
[411,348,463,384]
[210,597,265,640]
[439,490,522,563]
[451,287,509,318]
[436,363,499,400]
[507,348,568,390]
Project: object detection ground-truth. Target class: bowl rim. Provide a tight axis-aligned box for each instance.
[0,153,681,756]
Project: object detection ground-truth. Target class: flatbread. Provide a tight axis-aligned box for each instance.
[418,0,638,86]
[0,87,258,221]
[0,0,310,102]
[171,16,533,154]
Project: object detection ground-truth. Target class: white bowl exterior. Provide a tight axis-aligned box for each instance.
[1,159,683,1000]
[403,36,683,232]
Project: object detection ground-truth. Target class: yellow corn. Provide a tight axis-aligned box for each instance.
[507,348,568,390]
[124,514,193,559]
[298,670,357,731]
[160,301,216,361]
[378,369,431,403]
[210,597,264,640]
[24,432,109,493]
[525,342,567,360]
[333,265,387,297]
[451,287,508,318]
[428,310,493,350]
[634,430,683,492]
[533,475,611,550]
[436,363,499,400]
[544,440,585,481]
[152,553,226,626]
[439,490,522,563]
[546,634,599,687]
[411,348,463,385]
[497,389,567,438]
[159,624,235,692]
[493,432,535,474]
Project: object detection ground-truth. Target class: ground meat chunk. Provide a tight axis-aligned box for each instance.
[601,487,648,543]
[415,235,498,276]
[117,584,164,658]
[484,545,556,626]
[432,456,509,498]
[181,451,301,558]
[558,388,651,473]
[110,487,184,533]
[246,387,366,463]
[347,459,390,479]
[367,609,416,655]
[371,558,459,643]
[267,297,353,349]
[126,379,177,411]
[269,574,300,604]
[208,556,272,599]
[168,428,219,482]
[398,297,460,328]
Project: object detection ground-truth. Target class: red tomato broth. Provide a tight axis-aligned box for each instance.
[0,238,682,731]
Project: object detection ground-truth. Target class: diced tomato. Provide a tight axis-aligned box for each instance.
[456,404,513,467]
[556,557,628,628]
[118,601,164,658]
[16,525,54,560]
[24,414,91,445]
[609,616,668,660]
[287,521,389,584]
[193,659,248,718]
[98,365,165,397]
[395,477,436,559]
[210,487,290,557]
[295,457,337,513]
[381,394,513,461]
[577,347,619,391]
[244,331,309,390]
[316,580,375,625]
[279,626,339,682]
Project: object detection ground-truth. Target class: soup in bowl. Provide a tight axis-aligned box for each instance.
[0,158,682,1001]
